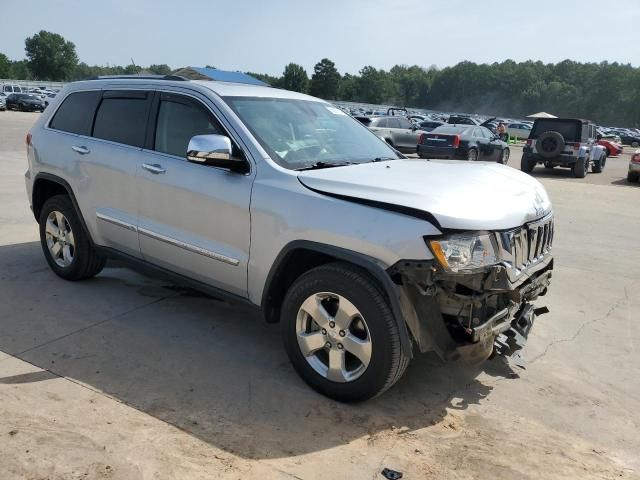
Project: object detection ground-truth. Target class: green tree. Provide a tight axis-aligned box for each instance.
[24,31,78,81]
[9,60,31,80]
[0,53,11,78]
[309,58,341,100]
[148,64,172,75]
[281,63,308,93]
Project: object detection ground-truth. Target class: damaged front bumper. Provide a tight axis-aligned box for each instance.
[389,254,553,363]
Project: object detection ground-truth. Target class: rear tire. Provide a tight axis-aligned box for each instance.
[632,141,639,148]
[521,155,535,173]
[467,148,478,161]
[39,195,106,281]
[628,172,639,183]
[572,157,588,178]
[281,262,410,402]
[592,154,606,173]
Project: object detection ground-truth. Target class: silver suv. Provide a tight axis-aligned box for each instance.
[25,76,554,402]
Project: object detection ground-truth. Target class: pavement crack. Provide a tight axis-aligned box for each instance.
[528,286,629,365]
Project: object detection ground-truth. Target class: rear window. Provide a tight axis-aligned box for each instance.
[49,91,102,136]
[92,91,151,147]
[432,125,471,135]
[531,120,580,141]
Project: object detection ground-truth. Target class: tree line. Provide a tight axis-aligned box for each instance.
[1,31,638,127]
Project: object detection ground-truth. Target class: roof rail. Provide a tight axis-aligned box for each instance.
[91,75,188,81]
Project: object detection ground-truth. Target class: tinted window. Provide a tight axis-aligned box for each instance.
[432,125,472,135]
[388,118,403,128]
[92,91,151,147]
[375,118,389,128]
[154,97,222,157]
[478,127,493,139]
[50,91,102,136]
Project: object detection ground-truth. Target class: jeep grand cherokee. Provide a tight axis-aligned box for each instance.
[25,76,554,402]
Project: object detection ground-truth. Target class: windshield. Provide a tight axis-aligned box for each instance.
[223,96,401,170]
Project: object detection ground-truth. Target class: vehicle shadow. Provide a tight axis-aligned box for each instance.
[611,178,639,187]
[526,167,576,179]
[0,241,519,460]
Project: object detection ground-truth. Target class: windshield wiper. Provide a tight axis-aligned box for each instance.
[371,157,396,162]
[296,161,354,171]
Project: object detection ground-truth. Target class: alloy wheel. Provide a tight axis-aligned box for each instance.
[295,292,372,383]
[45,211,75,268]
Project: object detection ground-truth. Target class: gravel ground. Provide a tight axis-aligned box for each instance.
[1,110,639,479]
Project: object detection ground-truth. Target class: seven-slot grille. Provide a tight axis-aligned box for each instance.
[498,214,554,274]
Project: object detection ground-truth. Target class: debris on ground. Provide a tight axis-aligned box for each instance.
[381,467,403,479]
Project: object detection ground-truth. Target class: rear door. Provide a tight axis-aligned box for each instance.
[45,89,147,258]
[136,91,253,297]
[472,127,492,160]
[85,89,153,257]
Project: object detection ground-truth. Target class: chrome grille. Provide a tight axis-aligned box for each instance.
[497,214,554,275]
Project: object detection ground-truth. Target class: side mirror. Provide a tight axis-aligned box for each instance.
[187,134,248,173]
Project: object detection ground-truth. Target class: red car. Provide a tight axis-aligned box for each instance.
[598,138,623,156]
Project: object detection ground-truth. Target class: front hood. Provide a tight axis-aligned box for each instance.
[297,159,552,231]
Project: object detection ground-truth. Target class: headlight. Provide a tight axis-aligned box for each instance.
[427,232,499,273]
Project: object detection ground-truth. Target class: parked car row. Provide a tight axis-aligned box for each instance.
[2,93,46,112]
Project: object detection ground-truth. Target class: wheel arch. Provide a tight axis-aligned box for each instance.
[261,240,413,357]
[32,173,95,246]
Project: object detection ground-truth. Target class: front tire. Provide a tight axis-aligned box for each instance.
[498,148,510,164]
[281,262,410,402]
[39,195,106,281]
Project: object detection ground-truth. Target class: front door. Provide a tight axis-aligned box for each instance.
[136,92,253,297]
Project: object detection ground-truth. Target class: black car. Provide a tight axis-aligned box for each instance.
[417,124,510,163]
[6,93,45,112]
[619,134,640,147]
[418,120,445,132]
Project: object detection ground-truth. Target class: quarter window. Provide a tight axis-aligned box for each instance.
[92,91,151,147]
[49,91,102,136]
[154,96,222,157]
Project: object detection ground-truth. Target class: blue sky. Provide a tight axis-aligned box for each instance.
[2,0,639,75]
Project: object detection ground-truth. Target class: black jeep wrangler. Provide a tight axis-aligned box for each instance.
[521,118,607,178]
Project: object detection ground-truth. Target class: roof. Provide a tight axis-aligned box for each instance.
[175,67,268,86]
[64,77,321,102]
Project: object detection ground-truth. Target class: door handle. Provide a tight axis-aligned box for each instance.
[71,145,90,155]
[142,163,166,174]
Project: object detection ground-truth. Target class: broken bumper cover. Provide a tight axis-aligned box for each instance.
[390,254,553,363]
